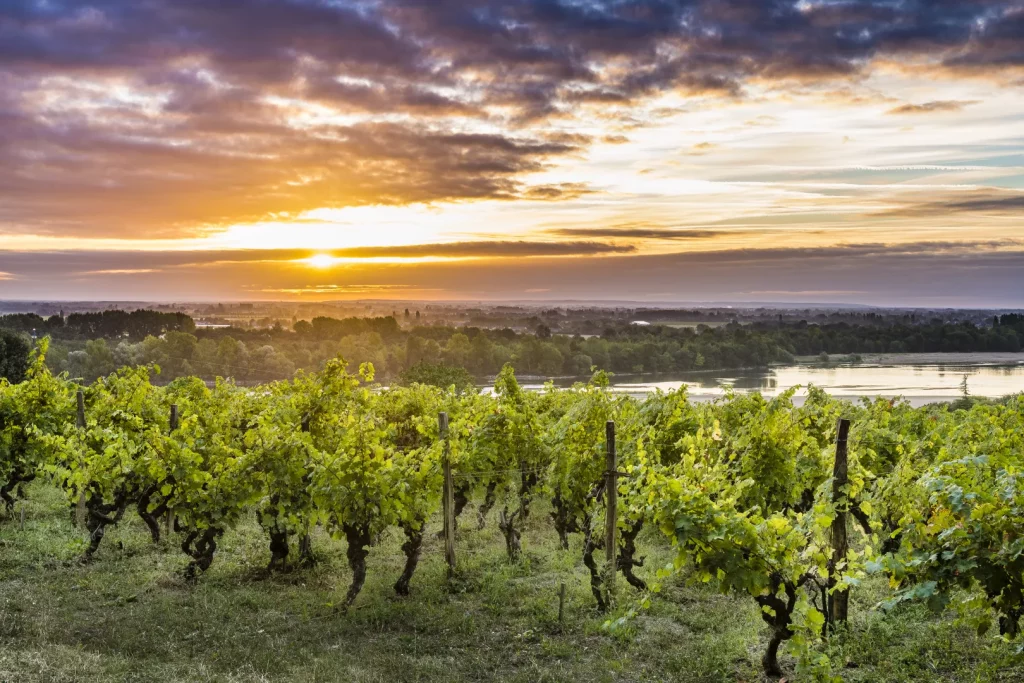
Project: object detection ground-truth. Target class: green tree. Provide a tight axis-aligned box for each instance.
[399,362,474,393]
[0,329,30,383]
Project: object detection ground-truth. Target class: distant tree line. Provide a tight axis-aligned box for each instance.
[0,310,194,340]
[743,315,1024,355]
[0,310,1021,384]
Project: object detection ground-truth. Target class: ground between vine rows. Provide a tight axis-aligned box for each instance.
[0,484,1020,682]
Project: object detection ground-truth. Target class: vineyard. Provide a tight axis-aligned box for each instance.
[2,339,1024,681]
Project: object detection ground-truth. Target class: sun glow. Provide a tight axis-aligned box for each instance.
[305,253,339,268]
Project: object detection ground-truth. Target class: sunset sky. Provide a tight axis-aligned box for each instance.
[1,1,1022,306]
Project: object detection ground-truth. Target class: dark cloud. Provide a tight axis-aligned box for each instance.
[2,240,1021,306]
[1,1,1023,236]
[886,100,978,115]
[0,241,632,275]
[550,227,739,240]
[323,241,634,258]
[878,191,1024,217]
[0,115,587,236]
[944,195,1024,214]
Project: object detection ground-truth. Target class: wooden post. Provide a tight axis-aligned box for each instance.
[605,420,617,605]
[20,501,25,532]
[828,418,851,629]
[76,389,86,428]
[75,389,87,529]
[440,412,456,579]
[169,404,179,431]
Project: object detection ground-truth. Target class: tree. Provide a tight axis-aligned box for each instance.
[0,329,30,383]
[443,332,472,368]
[399,362,474,393]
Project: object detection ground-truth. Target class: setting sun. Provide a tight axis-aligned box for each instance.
[304,254,339,269]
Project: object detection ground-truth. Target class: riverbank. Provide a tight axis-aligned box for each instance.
[794,351,1024,366]
[499,353,1024,407]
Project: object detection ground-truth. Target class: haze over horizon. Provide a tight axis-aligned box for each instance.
[1,1,1023,306]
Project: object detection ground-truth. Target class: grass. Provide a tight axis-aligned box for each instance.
[1,484,1021,682]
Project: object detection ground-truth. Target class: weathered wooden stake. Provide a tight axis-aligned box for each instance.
[169,404,179,431]
[20,502,25,531]
[75,389,87,529]
[605,420,617,605]
[558,581,566,626]
[76,389,86,429]
[440,412,456,579]
[828,418,852,629]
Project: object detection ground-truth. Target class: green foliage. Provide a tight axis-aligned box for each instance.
[547,370,624,538]
[875,398,1024,639]
[6,340,1024,678]
[399,361,475,393]
[1,339,73,508]
[0,329,31,383]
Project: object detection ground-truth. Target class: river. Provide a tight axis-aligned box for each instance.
[504,353,1024,406]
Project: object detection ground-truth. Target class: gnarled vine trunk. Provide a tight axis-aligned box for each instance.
[267,526,290,571]
[343,522,372,606]
[452,482,470,532]
[136,486,163,543]
[519,470,539,520]
[754,575,798,678]
[298,531,315,567]
[617,519,647,591]
[393,523,424,596]
[550,492,578,550]
[437,483,472,540]
[582,521,606,611]
[83,490,129,560]
[477,481,498,529]
[260,496,290,571]
[497,505,522,563]
[762,632,785,678]
[1,470,33,512]
[182,527,222,580]
[1000,610,1021,638]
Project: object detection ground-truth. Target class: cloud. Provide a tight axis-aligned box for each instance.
[601,135,630,145]
[251,284,438,296]
[684,142,718,156]
[0,241,633,278]
[944,195,1024,214]
[2,1,1024,238]
[321,241,634,258]
[750,290,868,296]
[549,227,739,241]
[877,191,1024,217]
[2,240,1022,306]
[886,100,978,115]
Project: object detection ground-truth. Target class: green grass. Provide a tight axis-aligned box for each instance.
[0,484,1021,682]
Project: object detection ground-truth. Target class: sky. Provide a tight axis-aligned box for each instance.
[1,0,1023,306]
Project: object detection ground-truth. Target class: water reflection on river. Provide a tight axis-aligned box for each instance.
[507,358,1024,406]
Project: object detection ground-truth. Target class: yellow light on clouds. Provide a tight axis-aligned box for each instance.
[305,253,338,268]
